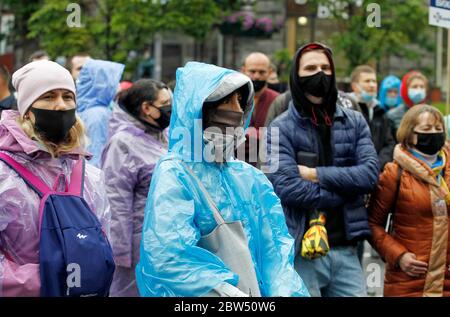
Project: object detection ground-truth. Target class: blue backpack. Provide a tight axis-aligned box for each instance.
[0,153,115,297]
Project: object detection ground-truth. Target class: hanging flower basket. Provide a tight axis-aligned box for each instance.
[219,11,283,38]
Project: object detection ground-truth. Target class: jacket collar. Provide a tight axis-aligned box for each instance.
[111,105,168,145]
[393,144,449,187]
[289,100,345,124]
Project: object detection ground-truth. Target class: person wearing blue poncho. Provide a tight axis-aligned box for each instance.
[76,59,125,167]
[378,75,402,111]
[135,62,309,297]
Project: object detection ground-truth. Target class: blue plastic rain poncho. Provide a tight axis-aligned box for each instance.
[378,75,402,111]
[76,59,124,167]
[135,62,309,297]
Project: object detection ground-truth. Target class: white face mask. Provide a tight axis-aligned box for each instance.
[203,129,245,163]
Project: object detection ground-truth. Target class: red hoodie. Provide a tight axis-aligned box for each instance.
[400,71,426,108]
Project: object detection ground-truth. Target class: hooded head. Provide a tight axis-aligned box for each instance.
[76,59,125,112]
[379,75,401,110]
[289,42,337,126]
[168,62,254,162]
[400,71,428,108]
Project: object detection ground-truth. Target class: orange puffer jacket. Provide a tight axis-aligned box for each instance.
[369,145,450,297]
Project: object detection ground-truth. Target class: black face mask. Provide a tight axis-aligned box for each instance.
[252,80,267,93]
[414,132,446,155]
[298,71,332,98]
[30,108,76,144]
[267,82,283,93]
[152,105,172,130]
[203,108,244,134]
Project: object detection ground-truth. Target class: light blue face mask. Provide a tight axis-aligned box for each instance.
[408,88,426,104]
[384,96,398,108]
[357,83,376,103]
[360,90,375,103]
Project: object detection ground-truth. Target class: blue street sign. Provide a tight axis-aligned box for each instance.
[430,0,450,28]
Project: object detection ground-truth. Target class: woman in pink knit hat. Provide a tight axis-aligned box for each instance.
[0,60,114,297]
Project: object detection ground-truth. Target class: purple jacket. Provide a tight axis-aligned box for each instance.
[0,110,111,296]
[101,106,168,296]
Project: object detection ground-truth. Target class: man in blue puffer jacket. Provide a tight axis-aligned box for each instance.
[266,43,380,297]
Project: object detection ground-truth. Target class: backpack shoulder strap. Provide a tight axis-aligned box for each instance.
[0,153,50,197]
[68,159,85,197]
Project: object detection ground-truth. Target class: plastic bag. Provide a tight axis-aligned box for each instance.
[301,210,330,260]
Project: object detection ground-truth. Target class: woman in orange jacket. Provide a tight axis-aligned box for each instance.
[369,104,450,297]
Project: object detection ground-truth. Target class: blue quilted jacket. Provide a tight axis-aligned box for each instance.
[266,101,380,254]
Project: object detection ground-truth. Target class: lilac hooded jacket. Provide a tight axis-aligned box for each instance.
[101,106,168,297]
[0,110,111,297]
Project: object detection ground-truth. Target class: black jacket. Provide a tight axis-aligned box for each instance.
[267,102,379,253]
[358,102,395,170]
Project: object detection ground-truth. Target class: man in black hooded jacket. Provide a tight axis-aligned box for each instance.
[266,43,380,297]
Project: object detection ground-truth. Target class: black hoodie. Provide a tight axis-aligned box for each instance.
[290,43,351,247]
[290,42,338,165]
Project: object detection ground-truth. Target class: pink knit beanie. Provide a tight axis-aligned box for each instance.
[12,60,76,117]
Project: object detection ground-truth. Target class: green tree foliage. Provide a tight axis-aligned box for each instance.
[163,0,221,40]
[309,0,431,72]
[28,0,161,61]
[161,0,241,40]
[28,0,92,59]
[1,0,43,64]
[2,0,41,41]
[27,0,240,62]
[273,48,293,82]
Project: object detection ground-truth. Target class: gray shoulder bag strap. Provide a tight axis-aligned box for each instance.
[180,161,262,297]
